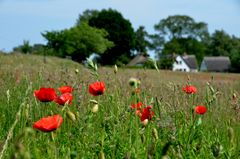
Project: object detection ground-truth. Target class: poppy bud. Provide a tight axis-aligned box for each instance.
[75,69,79,74]
[66,110,76,122]
[114,65,118,74]
[142,119,148,126]
[92,104,99,113]
[152,128,158,140]
[162,155,169,159]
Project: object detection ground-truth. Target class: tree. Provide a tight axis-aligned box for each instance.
[206,30,233,56]
[76,9,99,25]
[206,30,240,72]
[13,40,32,54]
[162,37,206,64]
[134,26,150,53]
[154,15,209,41]
[88,9,135,65]
[151,15,209,56]
[31,44,46,55]
[150,15,209,68]
[42,23,114,62]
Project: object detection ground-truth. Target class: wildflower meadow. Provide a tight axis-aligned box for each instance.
[0,53,240,158]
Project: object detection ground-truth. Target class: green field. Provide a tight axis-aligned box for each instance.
[0,53,240,158]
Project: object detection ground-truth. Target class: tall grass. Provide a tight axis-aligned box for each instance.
[0,53,240,158]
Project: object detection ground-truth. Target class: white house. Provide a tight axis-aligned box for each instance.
[172,55,198,72]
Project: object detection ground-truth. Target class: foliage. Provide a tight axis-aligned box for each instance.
[230,49,240,72]
[206,30,233,56]
[206,30,240,72]
[31,44,46,55]
[141,60,154,69]
[75,9,99,25]
[154,15,209,41]
[13,40,32,54]
[134,26,150,53]
[42,23,114,62]
[162,37,206,64]
[88,9,135,65]
[158,57,173,69]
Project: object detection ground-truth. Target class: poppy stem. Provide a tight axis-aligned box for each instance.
[61,103,69,112]
[51,131,55,142]
[155,97,161,118]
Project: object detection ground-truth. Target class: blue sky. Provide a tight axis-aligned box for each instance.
[0,0,240,53]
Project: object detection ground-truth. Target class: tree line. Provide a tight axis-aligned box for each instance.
[13,9,240,72]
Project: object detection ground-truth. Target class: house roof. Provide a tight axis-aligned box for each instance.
[202,56,231,72]
[127,54,148,66]
[181,55,198,69]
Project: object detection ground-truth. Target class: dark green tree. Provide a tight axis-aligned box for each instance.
[42,23,114,62]
[154,15,209,41]
[206,30,232,56]
[134,26,150,53]
[206,30,240,72]
[31,44,46,55]
[13,40,32,54]
[88,9,135,65]
[158,57,173,70]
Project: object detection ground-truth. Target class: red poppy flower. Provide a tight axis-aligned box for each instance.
[58,86,73,94]
[140,106,154,121]
[182,85,197,94]
[88,82,105,96]
[54,93,73,105]
[195,105,207,115]
[131,102,143,109]
[33,115,63,132]
[34,87,57,102]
